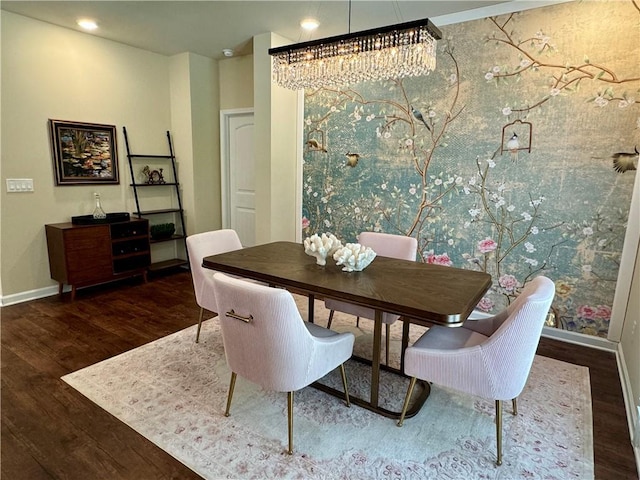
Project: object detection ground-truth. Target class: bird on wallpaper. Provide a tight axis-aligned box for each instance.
[611,147,638,173]
[307,139,327,153]
[345,152,360,167]
[410,105,431,131]
[506,133,520,162]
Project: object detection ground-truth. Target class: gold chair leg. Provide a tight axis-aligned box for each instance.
[224,372,237,417]
[327,310,335,329]
[287,391,294,455]
[195,307,205,343]
[512,398,518,416]
[397,377,417,427]
[495,399,503,466]
[339,364,351,407]
[385,323,391,366]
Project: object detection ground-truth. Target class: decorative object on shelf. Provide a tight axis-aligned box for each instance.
[333,243,376,272]
[150,223,175,240]
[268,1,441,90]
[92,192,107,219]
[303,233,342,266]
[142,165,166,184]
[49,119,119,185]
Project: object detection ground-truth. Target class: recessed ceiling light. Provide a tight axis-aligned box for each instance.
[300,18,319,31]
[77,19,98,31]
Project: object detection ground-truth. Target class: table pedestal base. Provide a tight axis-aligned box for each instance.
[312,355,431,420]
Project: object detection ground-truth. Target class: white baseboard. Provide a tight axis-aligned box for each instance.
[469,310,618,351]
[0,284,69,307]
[617,344,640,476]
[541,325,618,352]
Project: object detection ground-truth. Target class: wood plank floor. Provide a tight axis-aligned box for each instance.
[2,271,638,479]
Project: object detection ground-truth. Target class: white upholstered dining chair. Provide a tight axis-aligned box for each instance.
[212,272,355,455]
[186,229,243,343]
[397,275,555,466]
[325,231,418,365]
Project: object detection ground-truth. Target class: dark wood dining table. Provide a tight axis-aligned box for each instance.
[203,240,492,418]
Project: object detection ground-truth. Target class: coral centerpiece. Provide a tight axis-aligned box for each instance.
[333,243,377,272]
[303,233,343,266]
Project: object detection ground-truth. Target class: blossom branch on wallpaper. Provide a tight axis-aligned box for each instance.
[458,155,566,308]
[484,9,640,115]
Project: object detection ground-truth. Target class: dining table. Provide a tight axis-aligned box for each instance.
[203,240,492,419]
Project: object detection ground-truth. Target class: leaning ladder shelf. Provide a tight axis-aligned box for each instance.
[123,126,189,272]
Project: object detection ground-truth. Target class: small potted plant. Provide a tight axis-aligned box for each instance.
[150,222,175,240]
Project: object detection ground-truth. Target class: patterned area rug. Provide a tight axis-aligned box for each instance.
[62,297,593,479]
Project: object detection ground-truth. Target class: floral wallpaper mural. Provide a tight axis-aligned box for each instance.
[301,0,639,338]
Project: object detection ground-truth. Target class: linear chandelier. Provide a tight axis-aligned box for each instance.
[268,17,442,90]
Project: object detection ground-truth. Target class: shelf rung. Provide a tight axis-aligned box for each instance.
[148,259,189,272]
[134,209,182,216]
[128,154,174,159]
[150,234,186,244]
[130,183,179,187]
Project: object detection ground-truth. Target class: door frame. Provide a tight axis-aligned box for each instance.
[219,107,254,231]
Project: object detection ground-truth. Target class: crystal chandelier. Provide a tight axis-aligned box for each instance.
[268,17,442,90]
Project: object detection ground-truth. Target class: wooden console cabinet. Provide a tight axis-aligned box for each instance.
[45,219,150,300]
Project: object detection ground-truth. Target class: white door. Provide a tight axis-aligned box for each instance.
[221,109,255,247]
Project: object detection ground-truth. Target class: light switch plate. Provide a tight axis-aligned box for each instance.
[6,178,34,192]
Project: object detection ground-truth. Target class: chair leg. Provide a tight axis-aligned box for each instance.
[397,377,417,427]
[385,323,391,366]
[287,391,294,455]
[327,310,335,329]
[495,399,503,466]
[224,372,237,417]
[512,398,518,416]
[195,307,205,343]
[356,316,360,328]
[339,364,351,407]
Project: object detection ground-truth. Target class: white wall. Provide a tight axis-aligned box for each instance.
[170,52,220,237]
[1,11,172,297]
[253,33,299,244]
[219,55,253,111]
[1,12,221,300]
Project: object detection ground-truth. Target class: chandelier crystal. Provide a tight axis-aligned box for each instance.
[269,18,442,90]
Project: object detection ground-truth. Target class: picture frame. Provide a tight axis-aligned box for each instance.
[49,119,119,185]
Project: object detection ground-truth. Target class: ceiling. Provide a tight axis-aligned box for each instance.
[1,1,512,59]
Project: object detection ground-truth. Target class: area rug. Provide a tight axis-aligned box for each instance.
[62,298,594,479]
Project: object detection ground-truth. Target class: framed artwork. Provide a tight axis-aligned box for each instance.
[49,119,119,185]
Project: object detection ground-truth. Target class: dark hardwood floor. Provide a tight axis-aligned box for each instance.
[2,271,638,479]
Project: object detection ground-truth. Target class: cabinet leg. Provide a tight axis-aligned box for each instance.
[71,286,76,302]
[142,271,148,283]
[58,283,63,296]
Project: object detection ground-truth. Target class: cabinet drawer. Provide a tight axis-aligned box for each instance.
[111,221,147,238]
